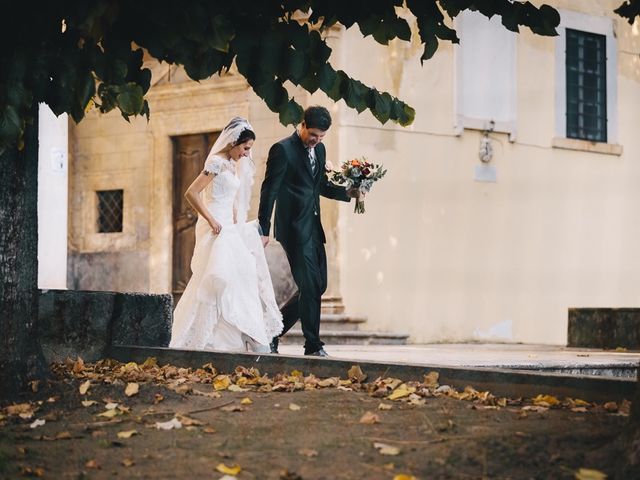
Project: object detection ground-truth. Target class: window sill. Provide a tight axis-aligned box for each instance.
[552,137,623,156]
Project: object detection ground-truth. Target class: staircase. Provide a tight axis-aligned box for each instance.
[278,296,410,345]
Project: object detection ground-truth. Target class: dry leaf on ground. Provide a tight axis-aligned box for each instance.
[124,383,139,397]
[394,475,418,480]
[388,384,416,401]
[221,404,245,413]
[117,430,138,439]
[85,459,100,469]
[121,458,135,467]
[359,411,380,424]
[347,365,367,383]
[373,442,401,456]
[533,394,560,407]
[78,380,91,395]
[216,463,241,475]
[30,419,46,429]
[240,397,253,405]
[378,403,392,410]
[155,418,182,430]
[289,403,301,411]
[575,467,607,480]
[81,400,98,407]
[298,448,319,458]
[423,371,440,388]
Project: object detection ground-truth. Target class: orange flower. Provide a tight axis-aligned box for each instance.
[350,159,361,167]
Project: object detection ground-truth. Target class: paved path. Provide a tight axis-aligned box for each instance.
[279,343,640,376]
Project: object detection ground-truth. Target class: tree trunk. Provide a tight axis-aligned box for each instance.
[0,106,46,400]
[619,376,640,476]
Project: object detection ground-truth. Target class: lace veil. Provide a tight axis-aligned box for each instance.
[205,117,256,224]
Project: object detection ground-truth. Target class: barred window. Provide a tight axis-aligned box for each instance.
[566,28,607,142]
[96,189,123,233]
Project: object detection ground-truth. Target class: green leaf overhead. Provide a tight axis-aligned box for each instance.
[0,0,567,148]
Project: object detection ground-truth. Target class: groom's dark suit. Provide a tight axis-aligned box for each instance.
[258,131,350,354]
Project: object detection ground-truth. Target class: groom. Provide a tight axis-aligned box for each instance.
[258,106,355,356]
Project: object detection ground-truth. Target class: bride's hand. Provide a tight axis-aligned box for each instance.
[209,219,222,235]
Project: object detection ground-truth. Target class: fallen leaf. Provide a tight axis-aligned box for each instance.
[55,431,72,440]
[521,405,549,413]
[373,442,401,456]
[378,403,392,411]
[213,375,231,391]
[97,409,120,418]
[221,404,245,413]
[227,384,248,392]
[216,463,241,475]
[394,475,418,480]
[571,407,588,413]
[141,357,157,368]
[203,427,216,434]
[105,402,118,410]
[73,357,85,373]
[603,402,618,412]
[298,448,319,458]
[575,467,607,480]
[125,383,139,397]
[192,389,221,399]
[289,403,301,411]
[121,458,135,467]
[82,400,98,407]
[154,393,164,404]
[388,384,416,401]
[117,430,138,439]
[155,418,182,430]
[30,419,46,429]
[423,371,440,388]
[176,415,203,426]
[20,466,45,477]
[532,394,560,407]
[85,459,100,469]
[290,370,304,378]
[240,397,253,405]
[79,380,91,395]
[359,411,380,424]
[317,378,339,388]
[620,399,631,416]
[407,394,426,406]
[347,365,367,383]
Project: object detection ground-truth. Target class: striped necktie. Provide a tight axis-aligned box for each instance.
[307,147,316,174]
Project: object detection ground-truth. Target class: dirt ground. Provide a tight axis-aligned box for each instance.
[0,359,630,479]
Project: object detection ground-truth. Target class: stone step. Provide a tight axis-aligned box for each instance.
[279,329,409,345]
[318,313,367,331]
[321,296,346,314]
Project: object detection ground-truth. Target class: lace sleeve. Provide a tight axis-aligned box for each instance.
[203,155,224,176]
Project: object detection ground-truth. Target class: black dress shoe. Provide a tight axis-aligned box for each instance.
[305,348,329,357]
[269,337,279,354]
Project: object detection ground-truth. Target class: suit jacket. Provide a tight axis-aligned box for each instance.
[258,132,350,247]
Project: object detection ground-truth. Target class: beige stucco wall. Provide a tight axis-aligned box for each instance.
[335,1,640,344]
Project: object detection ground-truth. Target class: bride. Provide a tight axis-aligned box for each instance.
[169,117,283,353]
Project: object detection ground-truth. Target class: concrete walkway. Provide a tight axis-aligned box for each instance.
[280,343,640,378]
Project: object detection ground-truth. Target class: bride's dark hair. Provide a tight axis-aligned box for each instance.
[234,128,256,145]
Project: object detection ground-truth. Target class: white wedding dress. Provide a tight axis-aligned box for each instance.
[169,153,283,351]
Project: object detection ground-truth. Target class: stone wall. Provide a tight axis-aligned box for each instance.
[568,308,640,349]
[38,289,172,363]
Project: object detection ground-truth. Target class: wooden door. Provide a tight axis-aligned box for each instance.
[172,132,218,303]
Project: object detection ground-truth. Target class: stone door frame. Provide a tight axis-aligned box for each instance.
[145,76,249,293]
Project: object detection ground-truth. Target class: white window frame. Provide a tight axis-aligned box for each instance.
[554,10,618,144]
[454,12,518,141]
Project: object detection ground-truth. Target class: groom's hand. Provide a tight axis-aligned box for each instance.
[347,188,364,199]
[261,235,270,247]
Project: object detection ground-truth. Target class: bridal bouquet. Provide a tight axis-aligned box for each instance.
[329,157,386,214]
